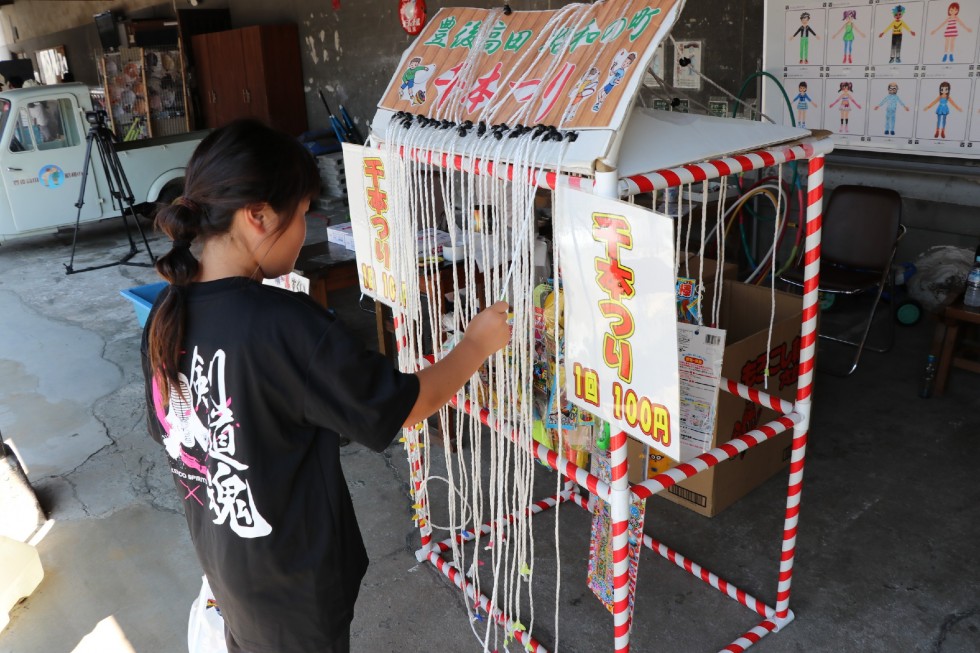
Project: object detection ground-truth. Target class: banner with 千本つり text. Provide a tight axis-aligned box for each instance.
[556,186,680,459]
[342,143,414,311]
[379,1,684,131]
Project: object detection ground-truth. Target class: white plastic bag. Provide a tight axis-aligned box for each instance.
[187,575,228,653]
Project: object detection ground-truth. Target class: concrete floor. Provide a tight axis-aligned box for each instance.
[1,212,978,653]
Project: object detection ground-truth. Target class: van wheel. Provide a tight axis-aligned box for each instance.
[146,181,185,223]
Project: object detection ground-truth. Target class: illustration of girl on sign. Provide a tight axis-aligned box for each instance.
[929,3,972,62]
[922,80,962,139]
[832,10,866,64]
[829,81,861,133]
[791,81,814,128]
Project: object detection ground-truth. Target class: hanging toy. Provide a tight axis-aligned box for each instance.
[399,0,427,36]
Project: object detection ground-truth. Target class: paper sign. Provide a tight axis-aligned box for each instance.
[379,1,684,130]
[262,272,310,295]
[556,186,680,459]
[342,143,415,310]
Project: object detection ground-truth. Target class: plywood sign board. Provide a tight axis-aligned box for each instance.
[377,1,685,132]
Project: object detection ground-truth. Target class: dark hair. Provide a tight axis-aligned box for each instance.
[939,81,951,94]
[148,119,319,396]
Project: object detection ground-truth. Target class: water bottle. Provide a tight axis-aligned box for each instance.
[964,246,980,309]
[919,354,937,399]
[966,267,980,309]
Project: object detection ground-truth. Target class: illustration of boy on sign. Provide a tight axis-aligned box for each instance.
[929,2,972,62]
[789,12,819,64]
[592,49,637,113]
[399,56,436,106]
[878,5,916,64]
[832,10,866,64]
[873,83,909,135]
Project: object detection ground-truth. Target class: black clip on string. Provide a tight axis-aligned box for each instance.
[503,4,513,16]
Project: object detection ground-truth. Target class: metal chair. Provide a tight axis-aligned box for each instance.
[779,185,905,376]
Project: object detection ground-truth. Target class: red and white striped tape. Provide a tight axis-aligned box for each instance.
[632,414,800,501]
[773,155,825,619]
[723,377,795,415]
[425,550,550,653]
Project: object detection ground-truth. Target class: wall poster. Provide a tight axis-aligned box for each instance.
[763,0,980,157]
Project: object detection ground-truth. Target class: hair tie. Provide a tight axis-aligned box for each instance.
[172,238,193,251]
[172,196,201,214]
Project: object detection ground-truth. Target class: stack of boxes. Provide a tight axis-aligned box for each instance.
[316,151,347,204]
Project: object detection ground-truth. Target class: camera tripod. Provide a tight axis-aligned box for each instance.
[65,110,156,275]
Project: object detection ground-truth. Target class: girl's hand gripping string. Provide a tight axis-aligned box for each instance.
[404,302,511,426]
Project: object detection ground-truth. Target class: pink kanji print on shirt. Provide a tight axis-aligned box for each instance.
[152,346,272,538]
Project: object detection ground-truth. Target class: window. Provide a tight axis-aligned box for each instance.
[10,107,35,152]
[28,99,79,150]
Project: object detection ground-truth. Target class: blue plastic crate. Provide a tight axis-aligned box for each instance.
[120,282,168,328]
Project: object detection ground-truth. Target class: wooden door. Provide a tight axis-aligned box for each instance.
[242,24,307,136]
[191,33,219,129]
[239,26,270,123]
[210,30,250,127]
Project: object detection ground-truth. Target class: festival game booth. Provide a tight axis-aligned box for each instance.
[342,2,834,651]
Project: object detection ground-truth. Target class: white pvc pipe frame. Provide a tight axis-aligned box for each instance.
[392,134,833,653]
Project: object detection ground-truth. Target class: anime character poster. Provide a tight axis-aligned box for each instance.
[871,2,924,67]
[824,78,869,138]
[787,78,823,129]
[922,1,978,65]
[915,77,970,143]
[868,77,917,140]
[826,5,873,67]
[784,8,826,66]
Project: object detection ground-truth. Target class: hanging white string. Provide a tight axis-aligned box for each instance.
[763,164,783,391]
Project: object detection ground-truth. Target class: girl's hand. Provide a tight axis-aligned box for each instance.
[462,301,512,359]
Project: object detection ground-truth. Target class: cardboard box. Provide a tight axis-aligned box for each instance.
[632,280,803,517]
[327,222,355,250]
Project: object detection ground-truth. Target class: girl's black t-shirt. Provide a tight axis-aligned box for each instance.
[141,277,419,653]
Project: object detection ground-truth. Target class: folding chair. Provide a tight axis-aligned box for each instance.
[779,184,905,376]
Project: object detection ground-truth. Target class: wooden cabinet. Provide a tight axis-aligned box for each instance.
[191,24,307,136]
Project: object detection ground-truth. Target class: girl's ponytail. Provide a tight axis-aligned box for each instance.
[148,196,205,397]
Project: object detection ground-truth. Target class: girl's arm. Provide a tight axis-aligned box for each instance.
[923,96,939,110]
[852,97,862,110]
[931,18,945,34]
[959,18,972,33]
[855,25,867,38]
[832,24,845,38]
[403,302,511,426]
[950,98,963,112]
[829,95,841,107]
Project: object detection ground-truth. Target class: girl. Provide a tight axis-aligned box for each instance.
[832,10,866,64]
[791,81,814,128]
[829,81,862,133]
[142,119,510,653]
[923,80,962,139]
[930,2,972,62]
